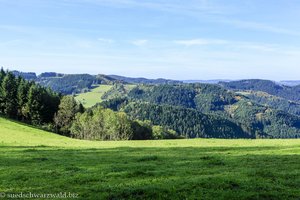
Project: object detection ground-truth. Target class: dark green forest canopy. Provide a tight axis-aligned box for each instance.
[122,102,250,138]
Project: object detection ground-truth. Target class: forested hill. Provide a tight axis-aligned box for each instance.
[220,79,300,102]
[102,84,300,138]
[12,71,115,94]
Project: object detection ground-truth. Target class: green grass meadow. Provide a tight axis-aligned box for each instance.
[0,117,299,199]
[75,84,136,108]
[74,85,113,108]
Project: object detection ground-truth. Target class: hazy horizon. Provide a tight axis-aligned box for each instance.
[1,0,300,80]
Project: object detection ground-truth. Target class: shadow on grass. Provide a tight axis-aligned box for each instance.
[0,145,299,200]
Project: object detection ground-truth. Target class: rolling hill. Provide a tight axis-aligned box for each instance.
[102,84,300,138]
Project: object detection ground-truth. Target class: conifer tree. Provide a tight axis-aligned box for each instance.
[26,84,44,124]
[1,72,18,118]
[17,78,30,120]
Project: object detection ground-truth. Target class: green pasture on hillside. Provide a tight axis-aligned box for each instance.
[0,117,299,199]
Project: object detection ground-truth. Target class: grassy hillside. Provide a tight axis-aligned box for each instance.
[75,85,113,108]
[0,117,299,199]
[75,84,136,108]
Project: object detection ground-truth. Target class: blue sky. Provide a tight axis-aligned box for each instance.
[1,0,300,80]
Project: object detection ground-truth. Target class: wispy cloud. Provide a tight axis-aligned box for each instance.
[131,39,148,47]
[5,0,299,37]
[68,0,300,37]
[97,38,115,43]
[64,0,231,15]
[238,43,278,52]
[174,39,228,46]
[173,38,286,54]
[220,19,300,36]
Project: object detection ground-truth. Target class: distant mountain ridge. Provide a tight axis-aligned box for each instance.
[279,80,300,86]
[182,79,232,84]
[11,71,183,94]
[11,70,37,80]
[107,75,183,84]
[220,79,300,102]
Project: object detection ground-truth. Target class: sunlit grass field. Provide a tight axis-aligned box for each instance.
[74,85,113,108]
[74,84,136,108]
[0,117,299,199]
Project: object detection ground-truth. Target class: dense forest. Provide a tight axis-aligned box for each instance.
[121,102,250,138]
[0,69,60,126]
[237,91,300,116]
[101,84,300,138]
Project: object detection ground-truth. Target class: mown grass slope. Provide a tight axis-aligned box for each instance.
[0,117,299,200]
[75,84,136,108]
[75,85,113,108]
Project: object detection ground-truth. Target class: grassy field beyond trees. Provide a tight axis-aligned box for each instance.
[75,84,136,108]
[74,85,113,108]
[0,117,299,200]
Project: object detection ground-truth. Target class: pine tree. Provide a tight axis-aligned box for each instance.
[26,84,44,125]
[17,78,30,120]
[41,88,60,123]
[0,69,5,114]
[0,68,5,83]
[1,72,18,118]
